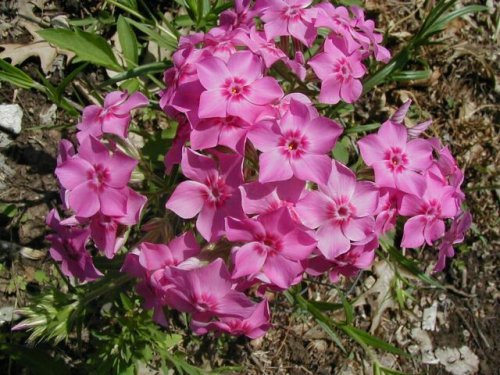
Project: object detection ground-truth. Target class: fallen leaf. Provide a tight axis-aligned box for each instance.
[435,346,479,375]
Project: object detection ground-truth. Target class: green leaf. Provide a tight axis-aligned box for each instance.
[117,15,139,67]
[339,325,409,357]
[1,343,70,375]
[308,300,343,312]
[345,123,381,135]
[382,244,444,289]
[391,69,431,82]
[98,61,171,88]
[339,291,354,325]
[0,59,36,89]
[332,137,351,164]
[37,29,122,71]
[125,17,178,51]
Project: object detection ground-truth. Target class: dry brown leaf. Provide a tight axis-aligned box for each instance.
[0,21,73,73]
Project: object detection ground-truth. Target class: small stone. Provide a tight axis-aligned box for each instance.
[0,104,23,134]
[39,104,57,126]
[422,301,438,331]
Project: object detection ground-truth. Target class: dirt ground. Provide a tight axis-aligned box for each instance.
[0,0,498,374]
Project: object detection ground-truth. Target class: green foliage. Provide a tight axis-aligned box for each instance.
[37,29,122,71]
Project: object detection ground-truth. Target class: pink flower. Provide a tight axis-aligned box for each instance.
[296,161,378,260]
[192,299,271,339]
[219,0,257,29]
[240,177,305,220]
[350,6,391,62]
[122,232,201,326]
[164,117,191,174]
[307,235,378,282]
[55,136,138,218]
[190,115,252,154]
[261,0,317,46]
[88,188,147,258]
[163,258,254,320]
[56,140,75,209]
[165,148,244,242]
[236,26,287,68]
[400,173,459,248]
[434,211,472,272]
[314,3,360,53]
[46,209,102,282]
[389,100,432,139]
[374,188,403,235]
[77,91,148,142]
[226,207,316,289]
[309,36,366,104]
[248,100,342,183]
[196,51,283,122]
[358,121,433,196]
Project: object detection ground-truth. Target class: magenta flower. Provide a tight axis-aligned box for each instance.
[434,211,472,272]
[236,26,287,68]
[226,207,316,289]
[400,173,459,248]
[196,51,283,122]
[249,100,342,183]
[46,209,102,282]
[56,140,75,210]
[88,188,147,258]
[314,3,360,53]
[261,0,317,46]
[350,6,391,62]
[192,299,271,339]
[165,148,244,242]
[163,258,255,320]
[164,117,191,174]
[240,177,305,220]
[55,136,138,218]
[76,91,148,142]
[190,115,252,154]
[309,36,366,104]
[358,121,433,196]
[296,161,379,260]
[374,188,403,235]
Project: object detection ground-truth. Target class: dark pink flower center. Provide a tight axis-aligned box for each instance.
[226,319,250,334]
[422,199,441,219]
[328,196,356,223]
[384,147,408,173]
[255,232,282,256]
[223,78,249,99]
[284,5,304,20]
[333,58,352,81]
[87,164,111,191]
[193,293,217,313]
[279,130,308,159]
[204,175,231,207]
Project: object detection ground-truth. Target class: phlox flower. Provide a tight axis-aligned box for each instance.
[314,3,360,53]
[56,139,75,209]
[191,299,271,339]
[165,148,244,242]
[196,51,283,122]
[46,209,102,282]
[76,91,148,142]
[434,211,472,272]
[358,121,433,196]
[308,36,366,104]
[350,6,391,62]
[226,207,316,289]
[400,172,459,248]
[261,0,317,46]
[235,26,287,68]
[164,117,191,174]
[55,136,138,218]
[307,235,378,282]
[190,115,252,155]
[219,0,258,29]
[163,258,255,321]
[248,99,342,183]
[374,188,403,235]
[240,177,305,220]
[296,161,379,260]
[122,232,201,325]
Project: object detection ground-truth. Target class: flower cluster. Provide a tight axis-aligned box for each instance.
[46,0,471,340]
[48,91,148,281]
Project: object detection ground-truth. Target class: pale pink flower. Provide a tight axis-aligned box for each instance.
[358,121,433,196]
[261,0,317,46]
[165,148,244,242]
[77,91,148,142]
[235,26,287,68]
[374,188,403,235]
[55,136,138,218]
[296,161,378,260]
[400,173,459,248]
[196,51,283,122]
[226,207,316,289]
[350,6,391,62]
[248,100,342,183]
[314,3,360,53]
[309,36,366,104]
